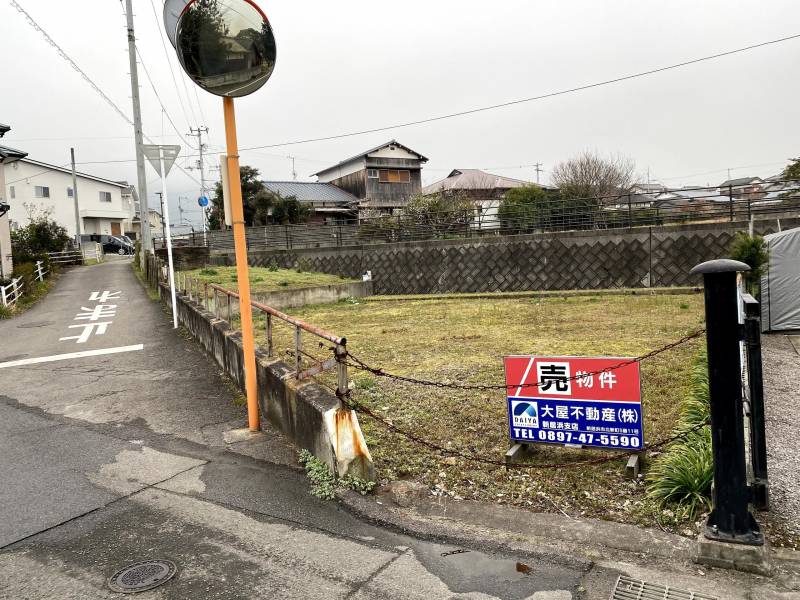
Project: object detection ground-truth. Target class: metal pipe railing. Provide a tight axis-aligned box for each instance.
[203,283,348,398]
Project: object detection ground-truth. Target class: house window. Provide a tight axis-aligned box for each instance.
[9,186,14,199]
[34,186,50,198]
[99,191,112,202]
[367,169,379,179]
[67,187,74,198]
[378,169,411,183]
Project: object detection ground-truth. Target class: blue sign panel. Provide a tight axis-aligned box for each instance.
[504,355,644,451]
[507,397,643,449]
[198,196,209,207]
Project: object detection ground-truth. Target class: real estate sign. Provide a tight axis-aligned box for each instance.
[503,356,643,451]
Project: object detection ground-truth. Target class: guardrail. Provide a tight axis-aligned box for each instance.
[172,271,348,398]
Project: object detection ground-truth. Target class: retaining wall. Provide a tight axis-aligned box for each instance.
[209,218,800,295]
[161,284,374,480]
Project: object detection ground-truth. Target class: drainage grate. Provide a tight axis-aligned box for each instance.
[108,559,177,594]
[611,575,719,600]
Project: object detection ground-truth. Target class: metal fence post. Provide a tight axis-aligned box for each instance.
[744,294,769,510]
[335,343,348,409]
[690,258,763,545]
[1,283,6,307]
[729,185,734,222]
[266,313,273,357]
[294,325,301,377]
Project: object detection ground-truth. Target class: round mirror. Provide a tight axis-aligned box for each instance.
[175,0,277,98]
[163,0,191,49]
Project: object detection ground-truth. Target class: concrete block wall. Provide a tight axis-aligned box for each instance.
[163,284,374,480]
[210,218,800,295]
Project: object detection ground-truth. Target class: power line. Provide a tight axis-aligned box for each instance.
[9,0,134,128]
[238,32,800,151]
[145,0,198,128]
[9,0,201,188]
[135,46,191,143]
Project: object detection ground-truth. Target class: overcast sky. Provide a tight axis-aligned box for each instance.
[1,0,799,229]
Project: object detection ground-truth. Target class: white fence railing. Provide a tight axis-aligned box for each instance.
[1,260,55,308]
[0,277,22,307]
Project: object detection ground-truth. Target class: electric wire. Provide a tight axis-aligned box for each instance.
[237,32,800,151]
[8,0,135,128]
[146,0,199,128]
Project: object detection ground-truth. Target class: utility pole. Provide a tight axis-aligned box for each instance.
[187,126,208,237]
[70,148,81,247]
[156,192,166,238]
[124,0,151,265]
[533,163,543,185]
[289,156,297,180]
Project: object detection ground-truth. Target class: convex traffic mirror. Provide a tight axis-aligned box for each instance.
[175,0,276,98]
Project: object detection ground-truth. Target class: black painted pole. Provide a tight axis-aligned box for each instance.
[744,295,770,510]
[690,259,763,545]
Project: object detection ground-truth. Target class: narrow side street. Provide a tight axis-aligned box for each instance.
[0,260,584,599]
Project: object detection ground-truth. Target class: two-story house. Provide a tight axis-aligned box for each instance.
[0,130,27,279]
[313,140,428,216]
[3,158,131,238]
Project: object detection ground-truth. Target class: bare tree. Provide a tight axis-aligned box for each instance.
[551,151,636,200]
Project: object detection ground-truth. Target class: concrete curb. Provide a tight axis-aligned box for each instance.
[335,487,800,580]
[363,286,702,303]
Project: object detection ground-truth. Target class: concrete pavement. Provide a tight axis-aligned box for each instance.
[0,260,584,598]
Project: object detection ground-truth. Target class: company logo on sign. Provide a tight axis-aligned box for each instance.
[510,400,539,427]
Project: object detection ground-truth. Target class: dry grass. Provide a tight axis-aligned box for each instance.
[255,292,707,532]
[182,266,356,294]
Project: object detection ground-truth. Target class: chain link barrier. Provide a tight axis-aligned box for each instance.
[333,328,708,470]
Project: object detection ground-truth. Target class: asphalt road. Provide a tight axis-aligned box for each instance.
[0,259,583,599]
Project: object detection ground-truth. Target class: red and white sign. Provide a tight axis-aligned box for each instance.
[503,356,641,403]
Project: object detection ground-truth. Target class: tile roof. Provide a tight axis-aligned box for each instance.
[421,169,540,195]
[313,140,428,176]
[263,181,359,205]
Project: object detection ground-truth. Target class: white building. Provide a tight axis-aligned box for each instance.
[0,137,28,279]
[3,158,134,238]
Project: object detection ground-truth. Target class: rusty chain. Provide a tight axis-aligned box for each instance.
[341,328,706,391]
[330,328,708,470]
[338,388,709,470]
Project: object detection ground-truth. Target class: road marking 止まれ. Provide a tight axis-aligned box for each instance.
[0,344,144,369]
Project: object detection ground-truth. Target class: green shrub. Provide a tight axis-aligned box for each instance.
[646,348,712,518]
[267,259,279,272]
[0,305,12,319]
[647,429,713,518]
[730,232,768,296]
[199,267,218,276]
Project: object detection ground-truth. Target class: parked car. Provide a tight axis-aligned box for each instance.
[100,235,133,255]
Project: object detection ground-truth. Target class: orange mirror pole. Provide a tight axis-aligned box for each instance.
[223,96,260,431]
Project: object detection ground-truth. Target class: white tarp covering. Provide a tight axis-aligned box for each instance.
[761,226,800,331]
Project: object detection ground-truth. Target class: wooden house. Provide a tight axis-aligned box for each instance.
[313,140,428,216]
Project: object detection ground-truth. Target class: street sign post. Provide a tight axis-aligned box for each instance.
[503,356,643,450]
[172,0,277,433]
[142,144,181,329]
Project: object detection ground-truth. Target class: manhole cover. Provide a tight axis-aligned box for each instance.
[108,560,177,594]
[611,575,718,599]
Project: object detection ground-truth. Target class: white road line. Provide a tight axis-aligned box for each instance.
[0,344,144,369]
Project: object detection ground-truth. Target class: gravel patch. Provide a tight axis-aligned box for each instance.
[762,334,800,543]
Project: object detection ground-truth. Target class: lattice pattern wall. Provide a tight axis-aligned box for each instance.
[210,220,793,295]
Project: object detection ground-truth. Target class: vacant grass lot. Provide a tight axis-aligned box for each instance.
[182,266,356,293]
[257,292,707,532]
